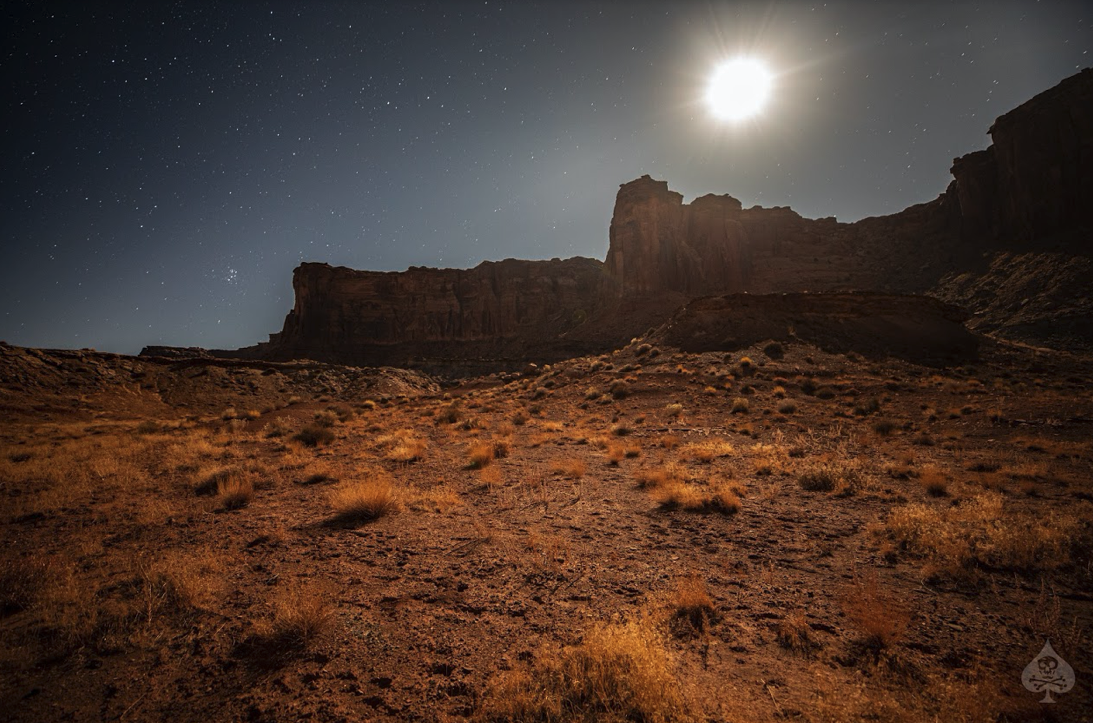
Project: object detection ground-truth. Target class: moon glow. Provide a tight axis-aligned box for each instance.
[706,58,773,122]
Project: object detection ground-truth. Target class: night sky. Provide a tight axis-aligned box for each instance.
[3,1,1090,355]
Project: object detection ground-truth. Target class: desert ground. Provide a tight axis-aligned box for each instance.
[1,337,1091,722]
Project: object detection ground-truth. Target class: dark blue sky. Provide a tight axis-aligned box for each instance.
[3,1,1090,354]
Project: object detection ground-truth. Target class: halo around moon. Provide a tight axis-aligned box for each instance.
[705,58,773,122]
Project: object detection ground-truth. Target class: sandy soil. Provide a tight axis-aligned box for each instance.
[1,339,1091,722]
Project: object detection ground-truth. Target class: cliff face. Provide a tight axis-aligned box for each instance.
[243,69,1091,367]
[250,257,605,365]
[603,175,914,297]
[950,68,1093,242]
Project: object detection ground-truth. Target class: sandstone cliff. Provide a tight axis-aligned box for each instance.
[237,68,1091,368]
[243,257,607,369]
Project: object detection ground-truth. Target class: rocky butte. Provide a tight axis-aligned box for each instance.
[213,68,1092,370]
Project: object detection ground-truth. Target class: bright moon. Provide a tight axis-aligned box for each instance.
[706,58,773,122]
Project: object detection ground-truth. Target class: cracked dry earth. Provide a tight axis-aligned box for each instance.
[2,340,1092,722]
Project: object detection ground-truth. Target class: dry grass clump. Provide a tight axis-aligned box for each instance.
[376,429,428,462]
[482,618,691,723]
[270,585,334,646]
[246,582,336,659]
[842,577,910,652]
[216,471,254,509]
[730,397,750,414]
[652,480,741,515]
[776,610,814,653]
[797,456,864,495]
[467,440,496,469]
[636,464,685,489]
[777,400,798,414]
[194,466,244,496]
[885,492,1091,577]
[670,575,716,634]
[609,380,629,399]
[263,417,294,438]
[918,465,950,497]
[420,484,462,513]
[659,434,680,450]
[478,465,504,491]
[606,442,641,465]
[664,403,684,418]
[293,424,335,448]
[552,459,587,479]
[681,438,733,464]
[872,419,898,436]
[328,476,397,525]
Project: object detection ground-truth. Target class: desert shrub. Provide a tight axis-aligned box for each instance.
[263,417,294,438]
[467,441,495,469]
[584,386,601,401]
[482,618,690,723]
[853,397,881,416]
[610,381,629,399]
[652,480,740,515]
[682,438,733,463]
[763,341,785,359]
[552,459,586,480]
[665,403,683,418]
[886,493,1092,576]
[195,467,243,496]
[386,434,428,463]
[436,401,463,425]
[772,385,787,399]
[800,378,817,395]
[636,465,685,489]
[671,576,716,634]
[842,577,910,652]
[730,397,749,414]
[777,400,798,414]
[293,424,335,447]
[797,457,863,494]
[217,472,254,509]
[918,465,949,497]
[872,419,897,436]
[328,476,397,525]
[776,611,814,653]
[660,434,680,450]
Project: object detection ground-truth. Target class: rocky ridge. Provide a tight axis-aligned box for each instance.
[224,68,1092,368]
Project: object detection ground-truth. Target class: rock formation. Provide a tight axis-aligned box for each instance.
[949,68,1093,243]
[231,68,1091,368]
[241,257,607,369]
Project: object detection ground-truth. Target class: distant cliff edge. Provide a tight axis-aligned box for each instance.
[202,68,1092,369]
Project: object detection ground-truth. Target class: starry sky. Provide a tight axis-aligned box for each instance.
[3,1,1090,354]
